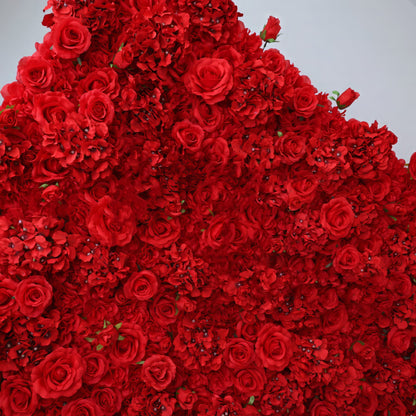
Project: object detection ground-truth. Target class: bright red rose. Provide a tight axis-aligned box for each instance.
[51,17,91,59]
[310,400,338,415]
[184,58,233,105]
[336,88,359,109]
[91,387,122,415]
[79,90,115,125]
[32,91,75,134]
[15,275,53,318]
[172,120,205,152]
[17,56,55,93]
[260,16,281,42]
[355,384,378,415]
[139,214,181,248]
[293,85,318,118]
[255,323,293,371]
[62,398,103,416]
[223,338,255,369]
[142,354,176,391]
[109,323,147,366]
[0,376,38,416]
[123,270,159,301]
[333,244,361,272]
[387,327,412,353]
[234,367,266,396]
[177,388,198,410]
[150,294,178,327]
[87,195,136,247]
[83,352,108,385]
[320,197,355,239]
[31,347,85,399]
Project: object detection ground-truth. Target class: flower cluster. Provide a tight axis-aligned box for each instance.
[0,0,416,415]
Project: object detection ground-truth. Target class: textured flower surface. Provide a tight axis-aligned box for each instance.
[0,0,416,415]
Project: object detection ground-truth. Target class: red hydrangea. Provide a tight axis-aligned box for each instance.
[0,0,416,414]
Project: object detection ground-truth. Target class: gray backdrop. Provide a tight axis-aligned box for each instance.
[1,0,415,160]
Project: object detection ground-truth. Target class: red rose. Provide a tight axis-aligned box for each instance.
[150,294,178,327]
[172,120,205,152]
[320,197,354,239]
[109,323,147,366]
[142,354,176,391]
[255,323,293,371]
[139,214,181,249]
[387,326,412,353]
[260,16,281,42]
[336,88,359,109]
[87,195,136,247]
[0,278,17,316]
[51,17,91,59]
[17,56,55,93]
[333,244,361,272]
[62,398,102,416]
[123,270,159,301]
[223,338,255,369]
[79,90,115,125]
[234,367,266,396]
[409,152,416,179]
[32,92,75,134]
[275,132,306,164]
[177,388,198,410]
[0,376,38,416]
[83,352,108,385]
[310,400,338,415]
[293,85,318,118]
[322,303,349,333]
[91,387,122,415]
[15,275,53,318]
[31,347,85,399]
[184,58,233,105]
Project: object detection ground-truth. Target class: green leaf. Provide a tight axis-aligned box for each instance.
[167,216,173,220]
[85,337,95,343]
[39,183,49,189]
[325,262,332,269]
[103,320,110,329]
[277,131,283,137]
[181,208,186,214]
[389,215,398,221]
[201,228,206,232]
[208,209,214,216]
[357,340,365,345]
[115,322,122,330]
[175,306,179,316]
[181,200,185,204]
[77,57,82,66]
[248,396,255,405]
[412,398,416,406]
[136,360,145,365]
[118,335,125,341]
[118,43,125,52]
[332,90,340,96]
[96,344,104,351]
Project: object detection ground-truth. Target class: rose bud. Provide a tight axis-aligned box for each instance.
[336,87,359,109]
[260,16,281,42]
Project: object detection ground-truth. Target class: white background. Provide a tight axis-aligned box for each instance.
[1,0,415,161]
